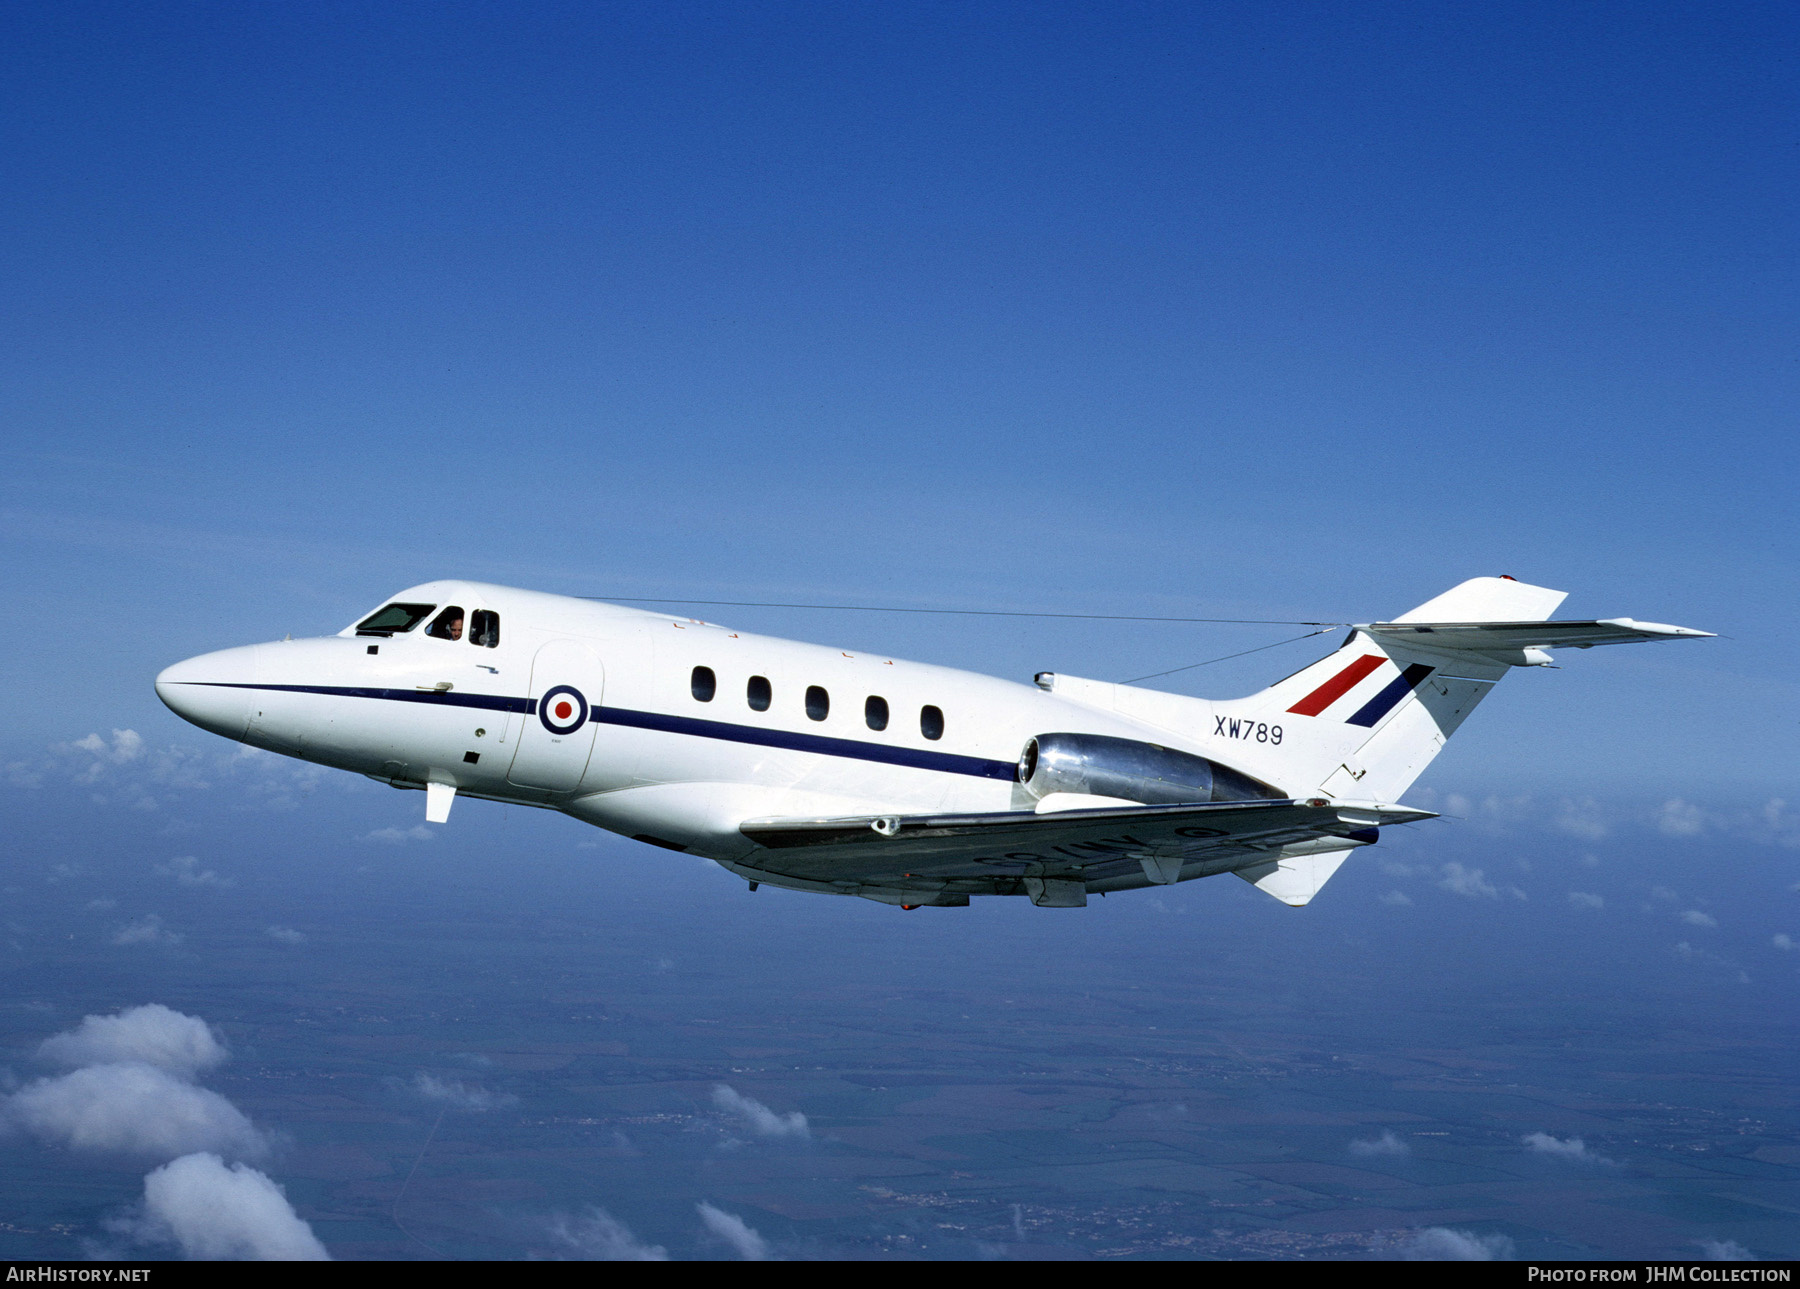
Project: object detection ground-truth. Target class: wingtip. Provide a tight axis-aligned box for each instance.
[1319,801,1439,826]
[1597,618,1716,639]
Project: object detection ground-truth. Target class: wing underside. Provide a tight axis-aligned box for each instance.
[729,799,1434,906]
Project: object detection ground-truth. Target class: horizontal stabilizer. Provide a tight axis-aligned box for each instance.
[1359,617,1713,667]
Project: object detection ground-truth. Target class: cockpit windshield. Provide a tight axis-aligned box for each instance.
[354,603,436,636]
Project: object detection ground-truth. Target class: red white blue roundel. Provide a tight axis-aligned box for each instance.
[537,685,589,735]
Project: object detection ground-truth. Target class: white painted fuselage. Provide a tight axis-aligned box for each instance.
[155,580,1212,863]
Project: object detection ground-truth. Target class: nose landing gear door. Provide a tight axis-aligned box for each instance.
[507,639,605,793]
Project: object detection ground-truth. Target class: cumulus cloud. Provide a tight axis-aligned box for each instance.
[1554,797,1609,841]
[75,729,145,767]
[712,1085,809,1139]
[1697,1239,1756,1262]
[1656,799,1705,837]
[130,1153,327,1260]
[265,926,307,945]
[156,856,232,889]
[112,915,182,947]
[1774,934,1795,952]
[1398,1227,1514,1260]
[1349,1130,1410,1157]
[10,729,203,808]
[1438,863,1498,900]
[1379,889,1413,907]
[1673,942,1746,981]
[8,1063,265,1159]
[1523,1132,1614,1166]
[9,730,340,812]
[696,1202,769,1260]
[1568,892,1605,910]
[363,825,434,844]
[546,1207,667,1261]
[1681,909,1718,929]
[38,1004,227,1077]
[1650,886,1679,902]
[413,1073,517,1112]
[6,1007,316,1262]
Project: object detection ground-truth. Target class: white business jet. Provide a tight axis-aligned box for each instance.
[155,577,1709,910]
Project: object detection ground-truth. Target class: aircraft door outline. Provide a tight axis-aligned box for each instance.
[507,639,604,792]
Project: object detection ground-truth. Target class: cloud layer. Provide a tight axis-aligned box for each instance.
[1523,1132,1615,1166]
[1438,863,1498,900]
[1349,1130,1410,1157]
[112,914,182,947]
[413,1072,518,1112]
[156,855,231,888]
[697,1202,769,1260]
[6,728,330,811]
[712,1085,809,1139]
[1398,1227,1515,1260]
[547,1207,667,1261]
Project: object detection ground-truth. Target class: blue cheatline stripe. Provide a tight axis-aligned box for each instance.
[1344,663,1435,728]
[187,683,1019,781]
[192,682,532,713]
[590,705,1019,780]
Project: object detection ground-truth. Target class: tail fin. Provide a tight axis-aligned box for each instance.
[1207,575,1713,805]
[1214,576,1565,803]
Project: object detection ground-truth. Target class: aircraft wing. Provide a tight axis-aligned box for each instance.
[735,798,1435,904]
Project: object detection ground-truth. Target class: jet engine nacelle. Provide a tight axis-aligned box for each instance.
[1016,732,1283,806]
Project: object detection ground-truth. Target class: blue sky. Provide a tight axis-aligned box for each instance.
[2,3,1794,778]
[1,3,1797,1262]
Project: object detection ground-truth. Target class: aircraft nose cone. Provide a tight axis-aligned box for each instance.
[155,645,262,741]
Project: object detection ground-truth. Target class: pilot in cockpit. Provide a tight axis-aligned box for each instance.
[427,607,464,641]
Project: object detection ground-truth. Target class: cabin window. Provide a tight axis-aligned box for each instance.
[747,675,772,712]
[691,666,716,702]
[920,705,944,740]
[864,695,889,731]
[470,610,500,648]
[805,686,830,721]
[425,606,466,641]
[355,603,435,636]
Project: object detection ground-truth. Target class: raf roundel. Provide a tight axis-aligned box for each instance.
[537,684,589,736]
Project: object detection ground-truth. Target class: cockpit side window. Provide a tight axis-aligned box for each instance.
[425,606,466,641]
[470,610,500,648]
[355,603,436,637]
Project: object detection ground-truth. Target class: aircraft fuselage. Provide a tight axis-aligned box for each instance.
[155,579,1226,864]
